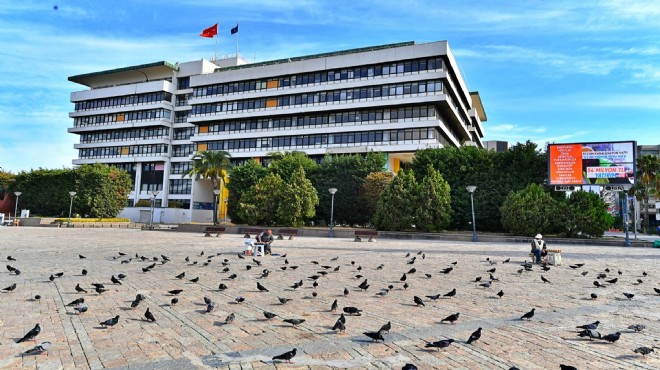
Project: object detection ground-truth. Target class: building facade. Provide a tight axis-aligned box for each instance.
[68,41,487,223]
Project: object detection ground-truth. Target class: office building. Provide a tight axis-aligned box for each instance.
[68,41,487,223]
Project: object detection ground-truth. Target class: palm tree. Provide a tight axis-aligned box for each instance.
[186,150,232,224]
[636,155,660,233]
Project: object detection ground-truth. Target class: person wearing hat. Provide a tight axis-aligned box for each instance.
[530,234,546,263]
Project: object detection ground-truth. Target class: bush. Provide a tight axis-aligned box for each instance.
[135,199,152,207]
[560,190,613,238]
[373,170,418,231]
[500,183,561,236]
[54,218,130,223]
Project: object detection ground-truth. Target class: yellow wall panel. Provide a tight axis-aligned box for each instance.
[197,143,208,151]
[266,79,279,89]
[116,114,125,122]
[121,147,129,155]
[266,99,278,108]
[393,158,400,173]
[199,125,208,133]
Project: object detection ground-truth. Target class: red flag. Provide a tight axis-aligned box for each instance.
[200,23,218,38]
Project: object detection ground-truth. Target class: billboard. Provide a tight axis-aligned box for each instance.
[548,141,636,186]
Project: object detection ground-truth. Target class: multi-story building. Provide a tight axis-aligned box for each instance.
[484,140,508,153]
[68,41,487,223]
[636,145,660,231]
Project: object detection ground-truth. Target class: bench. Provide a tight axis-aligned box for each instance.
[204,226,225,237]
[241,227,263,239]
[528,249,562,266]
[277,228,298,240]
[354,230,378,242]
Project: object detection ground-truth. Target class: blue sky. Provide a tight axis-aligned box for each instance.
[1,0,659,173]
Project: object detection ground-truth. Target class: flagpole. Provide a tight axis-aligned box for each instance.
[215,21,219,60]
[235,21,239,58]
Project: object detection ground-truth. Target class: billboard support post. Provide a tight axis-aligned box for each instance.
[623,196,631,247]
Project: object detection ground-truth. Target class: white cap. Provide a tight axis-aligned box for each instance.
[535,234,543,239]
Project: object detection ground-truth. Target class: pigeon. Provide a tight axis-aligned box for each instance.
[440,267,453,274]
[343,307,363,316]
[410,295,425,307]
[426,294,441,301]
[521,308,535,320]
[34,295,41,301]
[479,282,492,288]
[130,296,143,309]
[576,321,600,330]
[407,268,416,274]
[278,297,292,304]
[637,279,643,284]
[144,308,156,322]
[444,289,456,298]
[79,255,86,259]
[54,272,64,278]
[344,287,349,296]
[263,311,278,320]
[363,331,385,342]
[602,332,621,343]
[16,324,41,343]
[81,269,88,276]
[204,296,212,305]
[642,271,647,276]
[75,284,87,293]
[606,278,618,284]
[66,298,84,306]
[467,327,482,344]
[100,315,120,328]
[633,347,654,356]
[190,277,199,283]
[117,274,126,280]
[171,298,178,306]
[23,341,52,356]
[376,289,389,297]
[497,290,504,298]
[577,329,601,340]
[237,253,244,260]
[7,256,16,261]
[3,283,17,292]
[402,364,418,370]
[257,282,269,292]
[425,338,455,351]
[283,318,305,327]
[111,275,121,285]
[228,274,238,280]
[272,348,297,363]
[623,292,635,300]
[49,274,55,282]
[628,324,646,332]
[235,296,245,303]
[541,266,550,272]
[330,299,338,312]
[218,284,228,291]
[313,281,319,288]
[168,289,183,295]
[593,281,605,288]
[224,313,235,325]
[403,282,409,290]
[379,321,392,333]
[176,272,185,279]
[95,286,108,294]
[503,258,510,263]
[400,274,407,282]
[332,319,346,332]
[487,268,496,273]
[474,276,483,282]
[425,273,432,279]
[206,302,215,313]
[358,279,369,291]
[245,265,252,271]
[541,276,550,284]
[590,293,598,300]
[560,365,578,370]
[441,313,460,324]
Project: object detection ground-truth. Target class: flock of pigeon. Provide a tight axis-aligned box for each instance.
[3,242,658,369]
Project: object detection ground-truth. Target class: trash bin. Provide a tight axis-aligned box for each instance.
[653,240,660,248]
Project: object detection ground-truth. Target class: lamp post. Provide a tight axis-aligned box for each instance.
[150,190,160,229]
[223,197,228,223]
[13,191,22,224]
[67,191,77,227]
[213,189,221,225]
[466,186,477,242]
[328,188,337,238]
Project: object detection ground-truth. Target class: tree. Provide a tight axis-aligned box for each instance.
[373,169,418,231]
[227,160,268,224]
[268,151,317,181]
[276,166,319,226]
[560,190,613,238]
[415,165,452,232]
[361,172,394,221]
[635,155,660,233]
[237,173,283,225]
[500,183,561,236]
[186,150,232,224]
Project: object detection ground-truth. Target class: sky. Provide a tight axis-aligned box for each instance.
[1,0,659,173]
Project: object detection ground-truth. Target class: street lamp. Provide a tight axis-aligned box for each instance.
[67,191,77,227]
[466,186,477,242]
[328,188,337,238]
[213,189,221,225]
[150,190,160,229]
[223,197,228,223]
[13,191,22,224]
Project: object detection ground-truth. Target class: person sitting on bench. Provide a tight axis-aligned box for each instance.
[531,234,546,263]
[256,229,274,255]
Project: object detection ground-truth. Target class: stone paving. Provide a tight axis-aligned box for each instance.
[0,227,659,370]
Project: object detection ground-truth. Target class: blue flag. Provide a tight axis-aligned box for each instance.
[230,24,239,35]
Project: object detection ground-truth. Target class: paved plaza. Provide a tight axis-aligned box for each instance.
[0,227,658,369]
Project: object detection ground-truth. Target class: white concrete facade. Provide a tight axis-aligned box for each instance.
[68,41,487,223]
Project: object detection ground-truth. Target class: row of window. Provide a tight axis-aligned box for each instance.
[172,144,194,157]
[203,128,437,151]
[74,108,172,127]
[174,127,195,140]
[175,111,189,123]
[74,92,172,111]
[140,183,163,192]
[193,56,444,98]
[170,161,193,174]
[199,105,438,135]
[191,80,443,116]
[170,179,191,194]
[78,144,168,158]
[80,127,170,143]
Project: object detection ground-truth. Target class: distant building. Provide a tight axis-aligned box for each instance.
[636,144,659,230]
[68,41,487,223]
[484,140,508,152]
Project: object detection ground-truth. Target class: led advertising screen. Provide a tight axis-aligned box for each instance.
[548,141,636,186]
